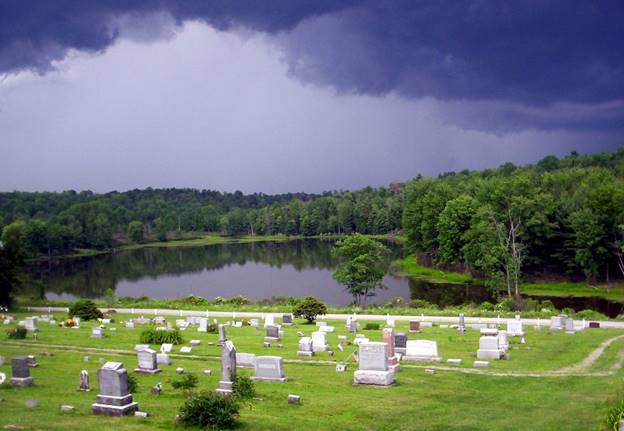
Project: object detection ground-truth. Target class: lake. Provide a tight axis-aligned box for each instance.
[20,239,624,316]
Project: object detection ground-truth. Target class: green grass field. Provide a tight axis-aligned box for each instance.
[1,312,623,430]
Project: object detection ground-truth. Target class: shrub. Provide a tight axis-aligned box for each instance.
[540,300,555,311]
[576,309,608,320]
[225,295,250,306]
[364,323,381,330]
[495,298,516,312]
[178,391,240,430]
[7,326,27,339]
[127,373,138,393]
[409,299,435,309]
[232,375,256,399]
[604,399,624,431]
[140,328,183,345]
[177,295,210,306]
[293,296,327,323]
[68,299,103,321]
[171,373,198,391]
[561,307,576,316]
[480,301,494,311]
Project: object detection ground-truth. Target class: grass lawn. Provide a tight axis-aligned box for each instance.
[398,255,477,284]
[1,312,623,430]
[519,282,624,302]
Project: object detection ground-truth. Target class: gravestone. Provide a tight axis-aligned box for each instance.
[198,318,209,333]
[264,314,275,327]
[550,315,566,330]
[160,343,173,353]
[125,321,135,329]
[153,316,166,325]
[135,348,161,374]
[477,336,506,360]
[507,317,525,337]
[336,363,347,372]
[311,331,328,352]
[589,321,600,329]
[91,327,104,339]
[24,317,38,333]
[236,352,256,368]
[79,370,90,391]
[497,331,509,352]
[180,347,192,353]
[394,332,408,355]
[282,314,293,326]
[565,317,576,334]
[249,319,260,328]
[383,328,400,372]
[11,356,33,387]
[480,328,499,336]
[316,321,327,327]
[92,362,138,416]
[386,317,395,327]
[216,340,237,396]
[353,336,370,345]
[297,337,314,357]
[265,325,280,342]
[252,356,287,382]
[135,344,150,351]
[353,342,395,386]
[347,320,358,333]
[403,340,441,362]
[156,353,172,366]
[319,325,335,333]
[409,321,421,333]
[218,324,227,345]
[288,394,301,405]
[458,313,465,334]
[26,355,38,368]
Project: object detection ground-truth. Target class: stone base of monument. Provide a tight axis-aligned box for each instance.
[312,344,328,352]
[11,377,34,388]
[264,337,280,343]
[477,349,506,360]
[92,395,138,416]
[395,347,406,355]
[215,381,233,396]
[401,356,442,363]
[134,367,162,374]
[388,363,400,373]
[251,376,288,382]
[353,370,395,386]
[297,351,314,357]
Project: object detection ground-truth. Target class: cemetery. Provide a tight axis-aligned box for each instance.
[1,309,624,430]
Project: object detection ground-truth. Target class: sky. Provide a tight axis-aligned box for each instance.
[0,1,623,194]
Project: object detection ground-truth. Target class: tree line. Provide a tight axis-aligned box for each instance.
[1,147,623,290]
[403,148,624,290]
[0,186,403,258]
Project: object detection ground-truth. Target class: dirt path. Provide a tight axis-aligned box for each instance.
[3,335,624,378]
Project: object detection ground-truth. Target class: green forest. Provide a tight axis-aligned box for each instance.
[1,148,623,289]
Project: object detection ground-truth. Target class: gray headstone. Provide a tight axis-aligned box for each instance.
[359,342,388,372]
[98,362,129,397]
[218,324,227,343]
[266,325,280,339]
[394,332,407,348]
[136,349,159,373]
[282,314,293,324]
[216,340,236,394]
[12,356,30,378]
[253,356,287,382]
[79,370,90,391]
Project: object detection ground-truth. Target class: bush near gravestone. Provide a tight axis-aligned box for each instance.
[293,296,327,324]
[7,326,27,340]
[232,375,256,400]
[139,328,183,345]
[127,373,138,393]
[68,299,103,321]
[363,323,381,330]
[171,373,198,391]
[178,391,240,430]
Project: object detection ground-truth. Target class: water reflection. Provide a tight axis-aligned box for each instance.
[20,239,623,315]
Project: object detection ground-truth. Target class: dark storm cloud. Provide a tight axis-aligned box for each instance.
[1,1,623,131]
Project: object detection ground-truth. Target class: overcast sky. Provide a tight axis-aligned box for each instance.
[1,1,622,194]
